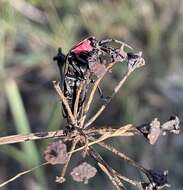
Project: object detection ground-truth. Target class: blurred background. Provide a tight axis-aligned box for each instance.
[0,0,183,189]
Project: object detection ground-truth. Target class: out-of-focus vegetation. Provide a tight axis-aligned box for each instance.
[0,0,183,189]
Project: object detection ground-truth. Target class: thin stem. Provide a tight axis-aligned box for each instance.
[56,137,79,183]
[0,130,64,145]
[79,76,103,127]
[117,172,139,186]
[86,126,139,136]
[85,57,145,128]
[85,70,131,128]
[110,166,141,188]
[79,62,117,127]
[53,81,77,126]
[89,147,125,190]
[89,138,141,187]
[0,162,49,188]
[98,141,146,173]
[98,163,122,190]
[69,124,136,155]
[74,80,85,119]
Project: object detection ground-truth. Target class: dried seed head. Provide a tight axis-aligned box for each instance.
[70,162,97,184]
[161,116,180,135]
[144,169,170,190]
[141,182,154,190]
[137,118,161,144]
[127,51,145,72]
[44,140,69,165]
[137,116,180,144]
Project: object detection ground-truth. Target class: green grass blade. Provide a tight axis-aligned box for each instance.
[4,78,48,190]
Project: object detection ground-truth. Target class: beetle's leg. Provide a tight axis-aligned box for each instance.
[64,76,73,97]
[72,61,86,79]
[98,38,114,45]
[70,61,87,80]
[63,75,79,117]
[74,54,90,80]
[68,57,81,74]
[97,85,111,102]
[99,39,133,50]
[99,38,122,45]
[68,56,85,79]
[90,79,110,102]
[61,77,72,118]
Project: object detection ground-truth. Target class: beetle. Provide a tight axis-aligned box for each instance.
[53,37,138,121]
[65,36,128,79]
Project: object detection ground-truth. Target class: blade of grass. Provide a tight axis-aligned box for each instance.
[47,102,63,131]
[0,145,27,165]
[4,78,48,190]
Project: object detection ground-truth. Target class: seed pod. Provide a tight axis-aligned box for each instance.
[44,140,69,165]
[70,162,97,184]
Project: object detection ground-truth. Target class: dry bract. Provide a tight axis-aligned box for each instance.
[44,141,69,165]
[70,162,97,184]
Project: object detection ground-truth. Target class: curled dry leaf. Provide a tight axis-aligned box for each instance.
[137,116,180,145]
[44,140,69,165]
[127,51,145,72]
[70,162,97,184]
[161,116,180,135]
[136,119,161,145]
[148,118,161,145]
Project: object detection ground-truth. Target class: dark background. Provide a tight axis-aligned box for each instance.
[0,0,183,189]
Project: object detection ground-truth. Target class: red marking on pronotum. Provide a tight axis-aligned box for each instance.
[71,39,93,54]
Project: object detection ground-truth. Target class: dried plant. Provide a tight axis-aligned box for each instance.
[0,37,180,190]
[70,162,97,184]
[44,140,69,165]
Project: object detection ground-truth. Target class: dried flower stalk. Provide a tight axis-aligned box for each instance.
[0,39,180,190]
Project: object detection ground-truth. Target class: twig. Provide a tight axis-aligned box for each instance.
[85,57,145,128]
[109,167,141,188]
[86,126,139,136]
[74,81,85,119]
[79,76,103,127]
[78,101,85,124]
[85,127,116,136]
[97,141,146,173]
[0,130,64,145]
[53,81,77,126]
[98,163,122,190]
[69,125,135,155]
[89,142,141,188]
[84,70,132,128]
[116,172,139,187]
[89,147,125,190]
[81,135,89,158]
[79,62,117,127]
[0,162,49,188]
[90,145,141,189]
